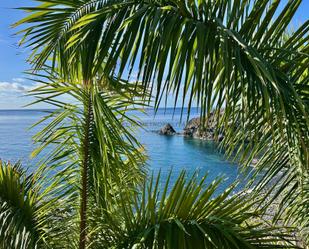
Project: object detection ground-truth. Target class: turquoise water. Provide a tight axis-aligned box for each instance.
[0,108,247,192]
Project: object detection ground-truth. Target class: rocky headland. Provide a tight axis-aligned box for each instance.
[183,116,224,141]
[158,116,306,246]
[159,113,224,142]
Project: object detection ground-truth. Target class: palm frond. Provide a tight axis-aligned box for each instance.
[25,68,148,247]
[14,0,309,246]
[0,161,40,249]
[98,170,298,249]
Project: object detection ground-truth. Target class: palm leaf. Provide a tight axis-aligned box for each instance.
[99,170,298,249]
[0,161,41,249]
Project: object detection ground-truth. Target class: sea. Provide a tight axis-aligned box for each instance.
[0,108,250,193]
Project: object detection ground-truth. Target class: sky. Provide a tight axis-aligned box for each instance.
[0,0,308,109]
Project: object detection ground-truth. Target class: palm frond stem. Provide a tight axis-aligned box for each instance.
[79,83,93,249]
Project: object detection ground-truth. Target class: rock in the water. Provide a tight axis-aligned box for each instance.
[159,123,176,135]
[183,112,224,141]
[183,117,200,137]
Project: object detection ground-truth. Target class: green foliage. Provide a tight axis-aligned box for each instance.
[4,0,309,248]
[0,161,40,249]
[0,161,299,248]
[103,171,297,249]
[26,69,148,246]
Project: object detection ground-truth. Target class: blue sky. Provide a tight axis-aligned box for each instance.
[0,0,308,109]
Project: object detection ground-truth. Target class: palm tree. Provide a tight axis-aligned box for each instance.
[26,68,148,248]
[6,0,309,247]
[0,160,298,248]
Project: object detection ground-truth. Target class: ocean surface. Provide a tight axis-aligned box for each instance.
[0,108,249,193]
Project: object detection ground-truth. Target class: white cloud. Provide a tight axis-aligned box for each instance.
[0,78,75,109]
[0,80,31,109]
[0,78,40,94]
[12,77,26,83]
[0,81,28,92]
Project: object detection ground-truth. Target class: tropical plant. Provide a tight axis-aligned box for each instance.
[0,160,43,249]
[0,160,299,248]
[27,68,147,248]
[100,171,298,249]
[4,0,309,248]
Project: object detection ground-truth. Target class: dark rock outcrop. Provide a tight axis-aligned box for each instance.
[183,113,224,141]
[159,123,176,135]
[183,117,201,137]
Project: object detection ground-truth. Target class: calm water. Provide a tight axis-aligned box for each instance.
[0,108,248,192]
